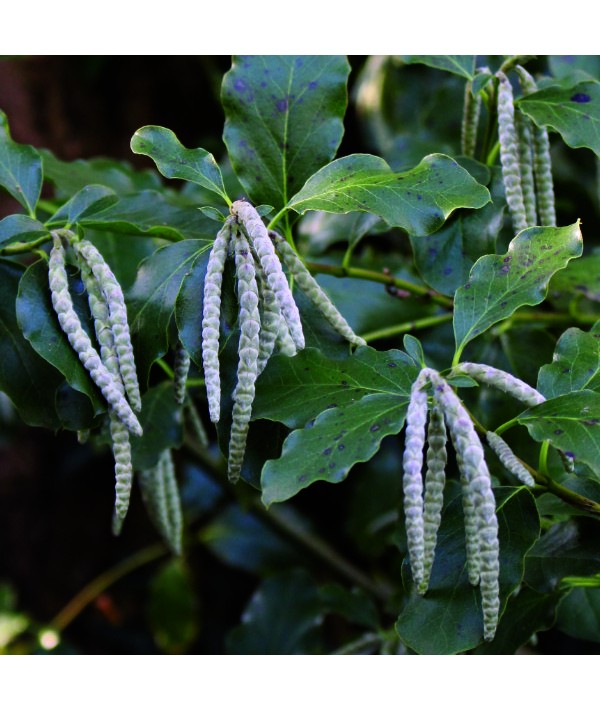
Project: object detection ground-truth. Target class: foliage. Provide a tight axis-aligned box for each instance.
[2,55,600,655]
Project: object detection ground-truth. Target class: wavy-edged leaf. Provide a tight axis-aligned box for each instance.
[45,185,118,228]
[222,55,350,210]
[287,153,490,236]
[0,259,62,428]
[517,390,600,478]
[557,587,600,643]
[128,240,211,383]
[537,322,600,398]
[396,487,540,655]
[453,222,583,356]
[130,126,229,203]
[15,259,104,412]
[130,382,184,470]
[0,214,49,247]
[41,149,161,198]
[261,392,410,506]
[253,346,418,429]
[518,81,600,157]
[400,55,476,80]
[0,110,42,216]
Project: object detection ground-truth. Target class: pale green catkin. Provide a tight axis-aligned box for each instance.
[202,219,234,423]
[228,231,261,483]
[274,316,298,358]
[173,341,191,406]
[138,449,183,555]
[486,431,535,487]
[75,240,142,412]
[110,414,134,536]
[255,264,283,375]
[452,362,546,408]
[402,368,431,588]
[48,234,142,437]
[76,251,135,530]
[231,200,305,351]
[497,71,528,233]
[461,81,481,158]
[516,65,556,227]
[515,110,538,226]
[272,232,366,347]
[420,402,448,595]
[430,371,500,640]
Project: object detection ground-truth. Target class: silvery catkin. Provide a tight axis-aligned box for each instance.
[255,265,283,375]
[228,231,261,483]
[202,218,234,423]
[231,200,305,351]
[420,401,448,594]
[430,371,500,641]
[452,362,546,408]
[271,232,366,347]
[75,239,141,412]
[497,71,528,233]
[486,431,535,487]
[516,65,556,227]
[173,341,191,405]
[402,368,432,588]
[515,110,538,226]
[48,234,142,437]
[110,414,134,536]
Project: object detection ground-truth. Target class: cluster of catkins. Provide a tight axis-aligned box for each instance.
[202,200,366,482]
[401,362,546,641]
[462,65,555,234]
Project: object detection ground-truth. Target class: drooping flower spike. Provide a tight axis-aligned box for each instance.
[486,431,535,487]
[173,341,191,406]
[451,362,545,408]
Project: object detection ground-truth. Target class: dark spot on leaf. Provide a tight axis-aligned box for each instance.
[428,247,438,258]
[260,81,267,88]
[443,266,453,276]
[333,433,343,441]
[308,81,318,89]
[298,474,307,483]
[417,194,422,200]
[370,424,380,432]
[337,444,345,451]
[562,368,570,374]
[503,256,511,263]
[319,467,326,474]
[276,98,289,112]
[565,451,575,459]
[326,403,337,409]
[341,380,348,387]
[500,265,510,274]
[387,362,397,368]
[500,301,508,307]
[234,79,246,92]
[571,92,591,103]
[323,448,332,455]
[554,429,564,435]
[583,419,600,426]
[464,282,471,290]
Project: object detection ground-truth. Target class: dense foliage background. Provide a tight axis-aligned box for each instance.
[1,55,600,655]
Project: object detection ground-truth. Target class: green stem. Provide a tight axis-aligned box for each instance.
[330,632,382,655]
[480,80,498,164]
[499,55,536,74]
[49,542,168,632]
[267,207,289,232]
[538,440,550,477]
[362,313,453,343]
[155,358,175,379]
[305,261,453,309]
[0,233,52,255]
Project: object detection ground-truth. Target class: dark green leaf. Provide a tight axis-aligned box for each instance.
[226,570,323,654]
[15,259,104,412]
[396,487,540,655]
[318,584,380,629]
[400,55,476,80]
[253,346,418,429]
[45,185,118,228]
[199,503,305,575]
[130,382,184,470]
[548,254,600,304]
[537,322,600,397]
[128,240,211,383]
[41,149,161,198]
[518,81,600,157]
[298,211,383,256]
[222,55,350,210]
[130,126,229,203]
[411,166,505,296]
[54,382,99,431]
[525,520,600,592]
[0,214,49,247]
[517,390,600,479]
[147,559,199,654]
[453,222,583,356]
[0,259,62,428]
[557,587,600,643]
[261,392,410,505]
[0,110,42,215]
[76,191,217,241]
[288,153,490,236]
[549,56,600,82]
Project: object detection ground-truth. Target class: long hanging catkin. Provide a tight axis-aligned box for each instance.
[451,362,546,408]
[231,200,305,351]
[202,218,234,423]
[227,230,261,483]
[420,401,448,594]
[255,264,285,375]
[48,233,142,437]
[515,110,538,226]
[75,239,141,413]
[271,231,366,347]
[173,341,191,406]
[486,431,535,487]
[497,71,528,234]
